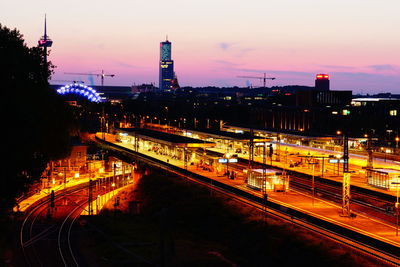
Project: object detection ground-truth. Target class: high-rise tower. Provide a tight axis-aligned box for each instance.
[38,14,53,66]
[315,74,330,91]
[159,37,174,90]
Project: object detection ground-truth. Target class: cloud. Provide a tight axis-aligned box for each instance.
[114,61,139,69]
[235,67,312,77]
[367,64,397,71]
[218,42,234,51]
[213,60,241,67]
[318,64,355,70]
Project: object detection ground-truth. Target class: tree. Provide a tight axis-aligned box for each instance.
[0,24,76,214]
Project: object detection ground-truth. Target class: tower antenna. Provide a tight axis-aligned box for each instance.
[38,14,53,68]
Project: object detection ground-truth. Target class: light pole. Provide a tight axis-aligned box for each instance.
[111,182,116,197]
[225,153,231,178]
[308,161,318,207]
[395,137,399,154]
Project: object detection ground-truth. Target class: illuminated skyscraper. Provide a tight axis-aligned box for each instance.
[315,74,330,91]
[159,37,174,90]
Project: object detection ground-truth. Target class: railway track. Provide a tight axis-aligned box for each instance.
[19,177,122,266]
[58,201,87,267]
[97,138,400,266]
[20,185,87,266]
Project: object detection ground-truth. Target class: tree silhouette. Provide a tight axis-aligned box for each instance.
[0,24,76,214]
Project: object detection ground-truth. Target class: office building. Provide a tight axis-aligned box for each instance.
[159,38,174,90]
[315,74,330,91]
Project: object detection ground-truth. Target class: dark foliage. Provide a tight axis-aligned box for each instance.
[133,172,371,267]
[0,24,76,214]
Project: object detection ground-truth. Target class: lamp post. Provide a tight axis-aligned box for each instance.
[111,182,116,197]
[308,161,318,207]
[395,137,399,154]
[225,153,231,178]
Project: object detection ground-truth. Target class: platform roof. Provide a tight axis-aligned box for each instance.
[117,128,215,148]
[184,128,270,142]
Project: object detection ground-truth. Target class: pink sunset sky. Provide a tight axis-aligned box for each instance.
[2,0,400,93]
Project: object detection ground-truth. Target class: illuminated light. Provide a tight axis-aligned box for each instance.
[316,74,329,79]
[342,109,350,115]
[56,83,102,102]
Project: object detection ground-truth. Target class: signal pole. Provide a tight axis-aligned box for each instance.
[88,179,93,215]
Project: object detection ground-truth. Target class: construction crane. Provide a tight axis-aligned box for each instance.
[237,73,276,88]
[64,70,115,87]
[51,80,84,84]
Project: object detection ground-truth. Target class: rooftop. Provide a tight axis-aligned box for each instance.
[117,128,215,148]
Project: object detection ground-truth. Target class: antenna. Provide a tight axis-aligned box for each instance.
[44,14,47,38]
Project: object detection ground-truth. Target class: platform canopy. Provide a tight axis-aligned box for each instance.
[116,128,216,148]
[184,128,270,142]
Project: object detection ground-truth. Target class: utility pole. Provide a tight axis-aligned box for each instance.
[276,133,281,162]
[88,179,93,215]
[249,129,254,171]
[262,142,268,223]
[342,172,351,216]
[308,160,318,207]
[391,177,400,236]
[343,134,349,173]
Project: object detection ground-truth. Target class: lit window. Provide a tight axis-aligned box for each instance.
[342,109,350,115]
[389,110,397,116]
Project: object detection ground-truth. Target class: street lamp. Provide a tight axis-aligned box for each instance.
[111,182,116,196]
[395,137,399,153]
[225,153,231,178]
[308,161,318,207]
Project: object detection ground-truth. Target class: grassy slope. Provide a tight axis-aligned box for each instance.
[80,170,386,267]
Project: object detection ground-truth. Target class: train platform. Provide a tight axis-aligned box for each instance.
[103,134,400,248]
[15,170,122,213]
[207,147,399,198]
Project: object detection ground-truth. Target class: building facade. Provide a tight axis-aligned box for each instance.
[315,74,330,91]
[159,38,174,90]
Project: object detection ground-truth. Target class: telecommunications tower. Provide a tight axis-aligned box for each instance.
[38,14,53,66]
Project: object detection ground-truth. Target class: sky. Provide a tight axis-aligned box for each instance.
[2,0,400,93]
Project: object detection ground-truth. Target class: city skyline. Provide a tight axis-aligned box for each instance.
[2,0,400,93]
